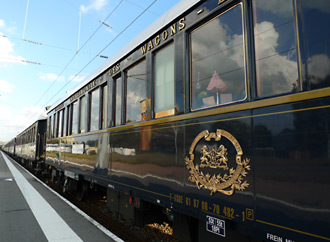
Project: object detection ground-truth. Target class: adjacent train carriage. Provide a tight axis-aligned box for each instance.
[14,118,47,169]
[45,0,330,241]
[3,138,16,155]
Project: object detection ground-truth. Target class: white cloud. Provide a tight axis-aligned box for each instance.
[0,105,11,122]
[0,19,17,34]
[255,0,293,18]
[0,31,25,66]
[308,54,330,84]
[0,80,15,93]
[80,0,108,13]
[39,73,65,82]
[0,19,5,28]
[69,74,86,82]
[254,21,298,95]
[0,105,46,142]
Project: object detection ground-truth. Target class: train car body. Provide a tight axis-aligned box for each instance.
[15,118,47,167]
[3,138,16,155]
[45,0,330,241]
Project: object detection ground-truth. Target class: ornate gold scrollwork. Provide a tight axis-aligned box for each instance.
[185,129,251,196]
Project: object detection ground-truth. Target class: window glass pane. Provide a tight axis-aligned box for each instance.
[53,113,57,138]
[300,0,330,89]
[102,85,107,129]
[155,44,175,114]
[80,96,87,133]
[58,110,63,137]
[190,4,246,110]
[64,107,69,136]
[253,0,299,97]
[90,88,100,131]
[126,60,146,123]
[115,77,122,126]
[72,101,78,135]
[48,117,52,139]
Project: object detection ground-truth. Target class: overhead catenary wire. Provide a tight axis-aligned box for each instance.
[17,0,161,133]
[60,0,113,29]
[0,34,109,59]
[23,0,159,130]
[0,56,82,69]
[124,0,160,16]
[20,0,126,127]
[45,0,159,108]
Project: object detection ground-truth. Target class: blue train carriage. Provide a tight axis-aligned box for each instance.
[14,118,47,171]
[3,138,16,156]
[45,0,330,241]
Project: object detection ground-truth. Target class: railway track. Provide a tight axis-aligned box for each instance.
[61,192,147,242]
[15,161,177,242]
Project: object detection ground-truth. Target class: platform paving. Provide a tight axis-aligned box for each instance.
[0,151,122,242]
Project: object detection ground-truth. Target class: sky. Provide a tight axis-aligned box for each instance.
[0,0,180,142]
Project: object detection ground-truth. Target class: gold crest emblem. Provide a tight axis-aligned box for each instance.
[185,129,251,195]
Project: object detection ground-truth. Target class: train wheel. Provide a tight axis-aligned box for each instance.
[76,180,89,201]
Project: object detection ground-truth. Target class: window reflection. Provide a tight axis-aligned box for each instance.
[126,60,146,123]
[154,44,175,116]
[53,113,57,138]
[90,88,100,131]
[58,110,63,137]
[80,96,87,133]
[253,0,299,97]
[301,0,330,89]
[115,77,122,126]
[190,4,246,110]
[101,85,107,129]
[72,101,78,135]
[48,116,52,139]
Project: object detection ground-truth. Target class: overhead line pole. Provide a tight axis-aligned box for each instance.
[22,0,30,39]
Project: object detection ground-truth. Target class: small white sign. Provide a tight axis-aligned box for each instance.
[206,215,225,237]
[72,144,84,154]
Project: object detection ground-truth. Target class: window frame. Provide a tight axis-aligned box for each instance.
[125,58,147,124]
[114,75,122,126]
[153,42,176,118]
[101,83,108,129]
[71,100,79,135]
[188,3,248,111]
[89,87,101,132]
[252,0,300,98]
[79,95,87,134]
[57,109,64,137]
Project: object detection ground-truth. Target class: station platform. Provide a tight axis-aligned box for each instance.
[0,151,122,242]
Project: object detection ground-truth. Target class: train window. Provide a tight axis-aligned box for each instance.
[115,77,122,126]
[300,0,330,89]
[90,88,100,131]
[79,96,87,133]
[52,114,54,138]
[253,0,299,97]
[66,106,70,135]
[53,113,57,138]
[58,110,64,137]
[126,60,147,123]
[71,101,79,135]
[48,116,52,139]
[32,127,35,142]
[154,44,175,118]
[190,4,246,110]
[101,84,108,129]
[63,106,70,136]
